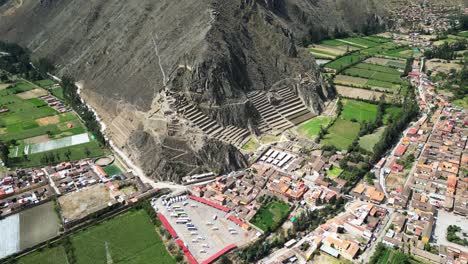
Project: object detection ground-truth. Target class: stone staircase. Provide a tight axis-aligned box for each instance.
[274,87,316,125]
[169,95,250,148]
[247,91,293,134]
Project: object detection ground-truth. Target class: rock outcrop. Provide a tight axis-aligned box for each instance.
[0,0,388,181]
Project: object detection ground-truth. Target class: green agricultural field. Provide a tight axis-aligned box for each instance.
[0,82,35,96]
[363,36,391,43]
[326,166,343,178]
[339,37,379,48]
[344,67,404,84]
[359,127,385,152]
[18,246,68,264]
[322,119,360,150]
[51,88,65,100]
[366,79,401,91]
[72,210,175,264]
[458,31,468,38]
[35,79,55,88]
[251,200,290,232]
[297,117,331,138]
[310,48,337,57]
[103,164,123,176]
[360,42,398,56]
[10,141,107,168]
[382,47,413,59]
[325,54,367,71]
[321,39,361,49]
[341,99,378,123]
[354,63,401,75]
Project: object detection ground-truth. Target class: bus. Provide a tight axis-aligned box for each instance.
[172,205,181,209]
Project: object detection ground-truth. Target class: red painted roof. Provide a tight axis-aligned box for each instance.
[176,239,198,264]
[188,195,230,212]
[408,128,418,135]
[157,213,178,239]
[227,215,244,226]
[201,244,237,264]
[394,145,407,156]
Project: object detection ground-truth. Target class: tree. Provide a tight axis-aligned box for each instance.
[0,142,9,166]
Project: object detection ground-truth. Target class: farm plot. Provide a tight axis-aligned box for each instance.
[359,127,385,152]
[251,200,290,231]
[322,39,362,50]
[335,85,389,102]
[343,67,404,84]
[16,88,48,100]
[324,54,367,71]
[341,99,378,123]
[338,37,380,48]
[11,141,106,168]
[19,202,61,250]
[18,246,68,264]
[322,119,360,150]
[382,47,413,59]
[0,214,20,259]
[354,63,402,75]
[29,133,90,154]
[35,79,56,88]
[71,210,175,264]
[363,36,391,43]
[362,58,406,70]
[334,75,369,87]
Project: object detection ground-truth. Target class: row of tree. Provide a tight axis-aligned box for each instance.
[61,76,106,146]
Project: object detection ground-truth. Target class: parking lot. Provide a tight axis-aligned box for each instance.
[156,196,255,262]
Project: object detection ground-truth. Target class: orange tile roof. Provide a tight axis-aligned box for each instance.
[352,184,366,194]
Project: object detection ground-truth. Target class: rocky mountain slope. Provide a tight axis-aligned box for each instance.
[0,0,388,181]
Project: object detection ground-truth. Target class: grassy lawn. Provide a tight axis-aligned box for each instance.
[341,99,378,123]
[242,137,260,151]
[297,117,331,138]
[326,166,343,178]
[359,127,385,152]
[458,31,468,38]
[18,245,68,264]
[103,164,123,176]
[10,141,107,168]
[251,200,290,232]
[73,210,175,264]
[322,119,360,150]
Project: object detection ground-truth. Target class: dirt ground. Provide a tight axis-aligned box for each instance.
[58,184,113,221]
[0,128,6,135]
[385,172,405,192]
[17,88,48,99]
[36,115,60,126]
[426,59,462,74]
[0,83,11,90]
[336,85,386,101]
[23,134,51,144]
